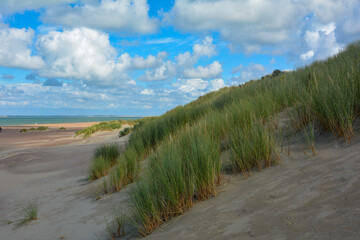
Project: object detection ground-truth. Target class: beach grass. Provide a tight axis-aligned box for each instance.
[119,127,132,137]
[76,119,141,138]
[88,143,120,180]
[19,126,49,132]
[129,125,221,235]
[16,204,38,228]
[75,120,123,138]
[96,41,360,236]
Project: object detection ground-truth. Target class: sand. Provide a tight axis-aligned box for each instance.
[0,124,359,240]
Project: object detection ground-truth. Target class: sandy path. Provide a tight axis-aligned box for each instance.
[0,124,135,240]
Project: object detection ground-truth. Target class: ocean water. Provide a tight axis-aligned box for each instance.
[0,116,142,126]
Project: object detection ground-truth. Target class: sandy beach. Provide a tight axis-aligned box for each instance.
[0,123,135,240]
[0,124,359,240]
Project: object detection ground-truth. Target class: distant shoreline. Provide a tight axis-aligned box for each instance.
[0,116,143,126]
[2,122,101,129]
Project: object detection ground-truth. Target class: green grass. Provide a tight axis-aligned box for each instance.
[96,41,360,236]
[88,143,120,180]
[16,204,38,227]
[129,126,221,235]
[36,126,48,131]
[228,121,278,173]
[19,126,49,132]
[119,127,132,137]
[75,120,123,138]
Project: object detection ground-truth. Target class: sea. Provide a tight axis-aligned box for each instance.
[0,116,142,126]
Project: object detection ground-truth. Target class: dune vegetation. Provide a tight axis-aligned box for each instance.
[19,126,49,132]
[75,119,140,138]
[92,42,360,236]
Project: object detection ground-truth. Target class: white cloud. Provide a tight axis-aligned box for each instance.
[0,0,73,14]
[183,61,222,79]
[140,89,154,95]
[166,0,298,49]
[175,36,216,67]
[131,52,167,69]
[127,79,136,85]
[36,28,120,85]
[174,77,226,98]
[301,22,343,62]
[300,50,315,61]
[193,36,216,58]
[210,79,225,91]
[175,78,208,97]
[138,36,218,82]
[43,0,158,34]
[0,82,126,110]
[0,27,45,69]
[166,0,360,54]
[139,61,176,81]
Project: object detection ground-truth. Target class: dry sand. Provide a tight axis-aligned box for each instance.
[0,124,359,240]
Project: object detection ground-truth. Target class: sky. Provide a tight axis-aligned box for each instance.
[0,0,359,116]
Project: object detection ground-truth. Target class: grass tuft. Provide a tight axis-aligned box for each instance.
[88,143,120,180]
[16,204,38,227]
[119,127,132,137]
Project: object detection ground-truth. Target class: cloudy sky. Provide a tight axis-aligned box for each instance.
[1,0,359,116]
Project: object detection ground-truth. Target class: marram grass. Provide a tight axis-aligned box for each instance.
[96,41,360,236]
[88,143,120,180]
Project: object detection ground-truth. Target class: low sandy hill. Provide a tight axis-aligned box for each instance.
[144,133,360,240]
[0,125,359,239]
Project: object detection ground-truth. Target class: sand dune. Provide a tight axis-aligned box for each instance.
[0,125,359,239]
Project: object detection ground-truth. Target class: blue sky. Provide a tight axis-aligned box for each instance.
[0,0,359,116]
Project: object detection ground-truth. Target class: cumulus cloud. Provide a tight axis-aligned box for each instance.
[138,36,219,81]
[300,50,315,61]
[140,89,154,95]
[0,27,45,69]
[176,36,216,67]
[131,52,167,69]
[183,61,222,79]
[193,36,216,58]
[0,0,73,14]
[36,28,121,85]
[166,0,360,54]
[43,0,158,34]
[175,78,208,97]
[0,82,122,110]
[139,61,176,81]
[166,0,298,48]
[301,22,343,62]
[210,78,225,91]
[174,77,226,97]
